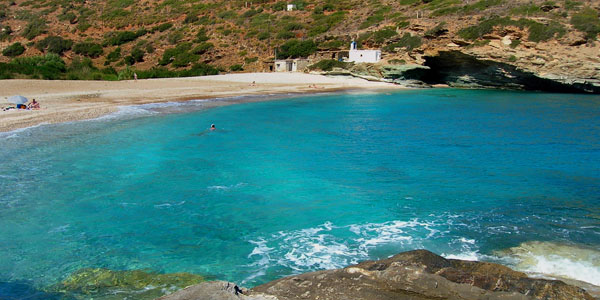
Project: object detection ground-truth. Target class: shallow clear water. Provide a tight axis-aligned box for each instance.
[1,89,599,298]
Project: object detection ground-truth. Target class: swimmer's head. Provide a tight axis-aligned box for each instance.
[211,124,215,128]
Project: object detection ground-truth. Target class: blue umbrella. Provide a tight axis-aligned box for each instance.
[8,95,28,105]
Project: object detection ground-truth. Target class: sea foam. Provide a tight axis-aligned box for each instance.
[496,241,600,286]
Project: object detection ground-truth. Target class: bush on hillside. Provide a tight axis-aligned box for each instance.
[0,25,12,41]
[272,1,286,11]
[3,42,25,57]
[131,48,145,62]
[308,59,349,71]
[73,42,103,57]
[571,7,600,40]
[22,19,47,40]
[105,47,121,65]
[276,39,317,59]
[196,28,210,42]
[104,29,146,46]
[424,22,448,38]
[373,27,398,44]
[383,33,422,52]
[36,36,73,55]
[151,23,173,33]
[192,42,213,55]
[229,64,243,71]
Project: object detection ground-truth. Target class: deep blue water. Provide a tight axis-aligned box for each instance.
[1,89,599,298]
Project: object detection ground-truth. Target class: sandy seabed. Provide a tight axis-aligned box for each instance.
[0,73,401,132]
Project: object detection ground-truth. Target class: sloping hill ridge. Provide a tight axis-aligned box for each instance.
[0,0,599,93]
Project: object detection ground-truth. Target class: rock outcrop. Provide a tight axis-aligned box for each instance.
[159,250,596,300]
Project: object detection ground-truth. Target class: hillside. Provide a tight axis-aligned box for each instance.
[0,0,599,91]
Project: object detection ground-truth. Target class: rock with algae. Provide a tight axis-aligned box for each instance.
[47,268,204,300]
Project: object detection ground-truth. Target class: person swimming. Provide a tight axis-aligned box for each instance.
[210,124,216,130]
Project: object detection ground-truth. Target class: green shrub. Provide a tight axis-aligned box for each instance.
[196,28,210,42]
[192,42,213,54]
[272,1,286,11]
[3,42,25,57]
[509,39,521,48]
[571,7,600,40]
[277,31,296,39]
[384,33,422,51]
[373,27,397,44]
[308,59,349,71]
[229,64,243,71]
[320,39,346,50]
[244,57,258,63]
[36,36,73,55]
[131,48,144,62]
[58,11,77,24]
[8,54,66,79]
[424,22,447,38]
[510,4,542,16]
[242,9,260,18]
[73,42,103,57]
[167,30,184,44]
[184,14,199,24]
[104,30,146,46]
[508,55,517,62]
[22,19,47,40]
[359,13,384,29]
[105,47,121,64]
[458,16,566,42]
[276,39,317,59]
[257,31,270,40]
[308,11,345,36]
[218,10,237,19]
[151,23,173,33]
[527,21,565,42]
[159,43,198,67]
[0,26,12,41]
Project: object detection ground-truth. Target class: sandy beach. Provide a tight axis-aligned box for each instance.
[0,73,400,132]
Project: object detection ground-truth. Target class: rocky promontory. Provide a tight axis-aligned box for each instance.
[159,250,595,300]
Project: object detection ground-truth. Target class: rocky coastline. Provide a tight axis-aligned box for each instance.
[321,50,600,94]
[159,249,596,300]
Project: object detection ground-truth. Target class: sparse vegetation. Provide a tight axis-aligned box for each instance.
[22,19,47,40]
[384,33,422,52]
[458,16,565,42]
[570,7,600,40]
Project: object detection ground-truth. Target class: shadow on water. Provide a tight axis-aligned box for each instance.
[0,280,68,300]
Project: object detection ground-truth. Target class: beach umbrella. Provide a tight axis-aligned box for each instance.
[8,95,28,105]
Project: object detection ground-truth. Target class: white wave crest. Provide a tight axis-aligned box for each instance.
[496,241,600,286]
[244,219,476,284]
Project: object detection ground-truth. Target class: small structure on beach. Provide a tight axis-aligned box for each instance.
[274,58,309,72]
[286,4,297,11]
[348,41,381,63]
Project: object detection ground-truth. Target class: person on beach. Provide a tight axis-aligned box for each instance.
[28,99,40,110]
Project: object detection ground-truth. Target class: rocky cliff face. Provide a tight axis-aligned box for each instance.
[159,250,596,300]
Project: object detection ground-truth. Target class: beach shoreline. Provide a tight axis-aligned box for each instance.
[0,73,403,133]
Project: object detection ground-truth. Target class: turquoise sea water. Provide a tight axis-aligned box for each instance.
[1,89,599,298]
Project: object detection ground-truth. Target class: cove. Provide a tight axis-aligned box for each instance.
[0,89,599,299]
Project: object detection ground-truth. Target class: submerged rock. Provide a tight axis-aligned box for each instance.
[161,250,595,300]
[46,268,204,300]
